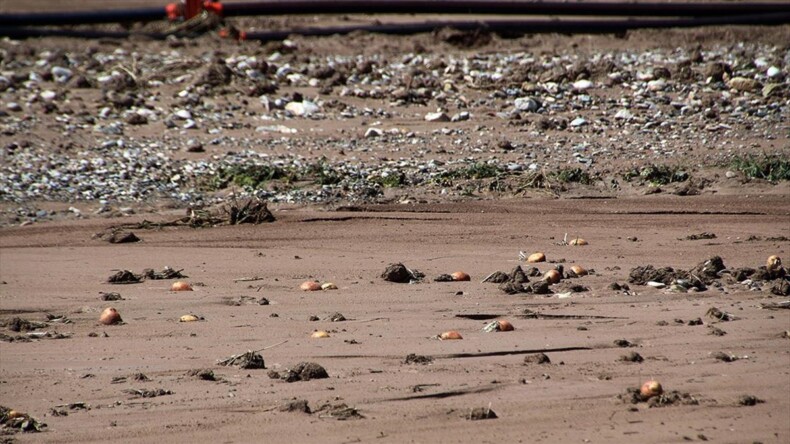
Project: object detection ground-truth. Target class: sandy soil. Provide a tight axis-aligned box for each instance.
[1,2,790,443]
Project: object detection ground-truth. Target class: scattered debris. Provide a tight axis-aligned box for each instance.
[315,403,364,420]
[143,266,187,280]
[0,405,46,433]
[217,350,266,369]
[123,388,173,398]
[708,326,727,336]
[682,232,717,240]
[1,317,47,332]
[325,312,346,322]
[614,339,635,348]
[706,307,737,321]
[107,270,142,284]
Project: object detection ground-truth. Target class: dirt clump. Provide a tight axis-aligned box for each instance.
[279,399,311,413]
[405,354,433,365]
[217,350,266,369]
[524,353,551,365]
[381,263,423,283]
[468,406,498,420]
[279,362,329,382]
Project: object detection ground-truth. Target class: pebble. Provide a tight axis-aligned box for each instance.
[285,101,320,117]
[766,66,781,78]
[514,97,539,112]
[424,112,450,122]
[364,128,383,138]
[570,117,588,127]
[174,109,192,120]
[572,79,593,91]
[6,102,21,112]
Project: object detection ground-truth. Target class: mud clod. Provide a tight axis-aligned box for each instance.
[282,362,328,382]
[315,403,364,420]
[737,395,765,406]
[280,399,311,413]
[107,270,142,284]
[405,354,433,365]
[188,369,217,381]
[99,292,124,301]
[107,231,140,244]
[620,351,644,362]
[524,353,551,364]
[468,406,498,420]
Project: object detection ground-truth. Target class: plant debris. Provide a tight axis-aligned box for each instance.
[143,266,187,280]
[279,399,310,413]
[0,405,47,433]
[405,353,433,365]
[123,388,173,398]
[107,270,142,284]
[381,263,423,283]
[1,317,47,332]
[620,388,699,406]
[315,403,364,420]
[706,307,737,321]
[712,351,738,362]
[682,232,717,240]
[737,395,765,406]
[325,312,346,322]
[217,350,266,369]
[468,405,498,420]
[188,369,217,381]
[614,339,635,348]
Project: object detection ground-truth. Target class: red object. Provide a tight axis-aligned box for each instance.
[165,3,183,21]
[204,1,224,16]
[184,0,203,19]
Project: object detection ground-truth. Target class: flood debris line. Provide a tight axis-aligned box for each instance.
[381,263,424,283]
[99,199,275,231]
[518,308,623,320]
[123,388,173,398]
[0,405,46,433]
[107,266,187,284]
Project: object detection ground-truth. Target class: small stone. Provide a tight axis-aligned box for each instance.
[174,109,192,120]
[572,79,593,90]
[186,140,204,152]
[524,353,551,364]
[570,117,587,127]
[285,101,320,117]
[614,109,633,120]
[364,128,383,138]
[451,111,470,122]
[40,90,57,101]
[514,97,539,112]
[766,66,781,78]
[6,102,21,112]
[424,111,450,122]
[647,79,666,91]
[729,77,758,92]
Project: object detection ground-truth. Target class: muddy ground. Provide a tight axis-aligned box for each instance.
[1,2,789,443]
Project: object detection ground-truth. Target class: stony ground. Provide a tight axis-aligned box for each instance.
[0,5,789,444]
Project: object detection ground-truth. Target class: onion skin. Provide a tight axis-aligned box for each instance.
[439,330,463,340]
[171,281,193,291]
[179,314,200,322]
[300,281,322,291]
[6,410,24,419]
[543,269,561,284]
[311,330,330,338]
[569,238,588,246]
[321,282,338,290]
[451,271,471,281]
[767,255,782,271]
[99,307,122,325]
[497,320,514,331]
[527,252,546,263]
[640,380,663,399]
[570,265,588,276]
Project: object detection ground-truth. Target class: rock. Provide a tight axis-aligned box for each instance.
[468,407,497,420]
[614,109,633,120]
[107,231,140,244]
[282,362,328,382]
[570,117,587,127]
[424,111,450,122]
[285,100,320,116]
[766,66,781,78]
[195,61,233,87]
[647,79,666,91]
[514,97,539,112]
[381,263,423,283]
[6,102,21,112]
[620,351,644,362]
[529,280,551,294]
[364,127,383,138]
[174,109,192,120]
[125,113,148,125]
[279,399,311,413]
[705,62,731,82]
[729,77,759,92]
[451,111,470,122]
[572,79,593,90]
[186,140,204,152]
[51,66,73,83]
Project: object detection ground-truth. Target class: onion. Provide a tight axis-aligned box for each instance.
[179,314,200,322]
[99,307,122,325]
[570,265,588,276]
[6,410,24,419]
[439,330,463,340]
[640,380,663,399]
[321,282,338,290]
[300,281,322,291]
[568,238,588,246]
[496,320,514,331]
[171,281,193,291]
[767,255,782,271]
[311,330,330,338]
[527,252,546,263]
[543,269,561,284]
[451,271,471,281]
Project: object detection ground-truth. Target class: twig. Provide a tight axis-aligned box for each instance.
[234,277,265,282]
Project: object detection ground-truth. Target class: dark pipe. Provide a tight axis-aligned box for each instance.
[220,0,790,18]
[2,1,790,27]
[2,13,789,41]
[0,8,168,27]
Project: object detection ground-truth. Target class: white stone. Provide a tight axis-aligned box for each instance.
[572,79,593,91]
[514,97,539,112]
[424,112,450,122]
